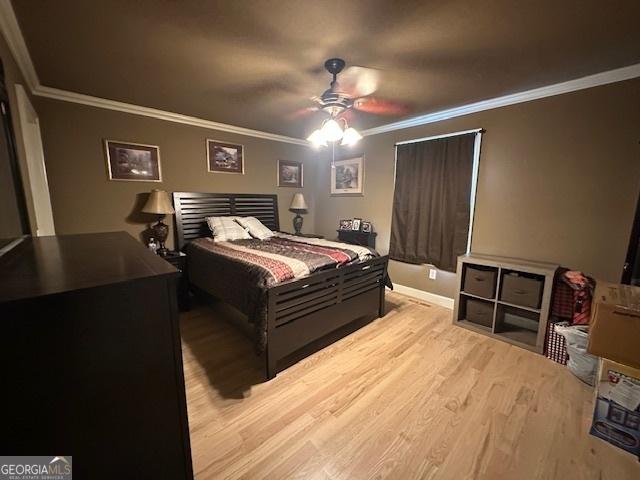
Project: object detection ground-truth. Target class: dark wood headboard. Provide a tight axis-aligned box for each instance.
[172,192,280,250]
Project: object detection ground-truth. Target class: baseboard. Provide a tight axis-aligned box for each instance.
[388,284,454,309]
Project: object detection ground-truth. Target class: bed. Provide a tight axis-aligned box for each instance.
[173,192,390,379]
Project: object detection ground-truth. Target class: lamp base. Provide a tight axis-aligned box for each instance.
[293,214,303,235]
[152,218,169,256]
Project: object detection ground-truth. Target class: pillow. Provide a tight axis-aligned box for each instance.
[205,216,251,241]
[235,216,274,240]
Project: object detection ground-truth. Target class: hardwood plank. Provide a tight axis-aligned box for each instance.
[180,292,640,480]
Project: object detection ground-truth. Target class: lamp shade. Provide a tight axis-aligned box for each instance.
[320,119,343,142]
[307,129,327,148]
[289,193,308,212]
[341,127,363,146]
[142,189,175,215]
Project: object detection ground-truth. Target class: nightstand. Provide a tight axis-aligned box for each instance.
[337,230,377,248]
[161,251,190,311]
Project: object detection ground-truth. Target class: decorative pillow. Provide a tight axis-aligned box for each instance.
[205,216,251,241]
[235,216,274,240]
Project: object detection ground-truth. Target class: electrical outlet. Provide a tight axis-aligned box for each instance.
[429,268,437,280]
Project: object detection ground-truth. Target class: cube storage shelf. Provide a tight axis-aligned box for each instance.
[453,253,558,353]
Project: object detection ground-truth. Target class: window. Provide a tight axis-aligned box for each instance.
[389,129,482,272]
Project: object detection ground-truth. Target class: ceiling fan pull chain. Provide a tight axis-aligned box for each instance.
[331,142,336,169]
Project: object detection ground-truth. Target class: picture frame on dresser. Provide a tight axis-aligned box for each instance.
[338,219,353,231]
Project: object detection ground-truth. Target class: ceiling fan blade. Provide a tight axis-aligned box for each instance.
[353,97,409,116]
[286,106,318,120]
[337,66,380,97]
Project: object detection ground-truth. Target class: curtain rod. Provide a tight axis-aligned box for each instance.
[395,128,485,146]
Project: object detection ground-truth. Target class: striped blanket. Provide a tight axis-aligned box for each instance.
[186,233,377,352]
[190,233,375,288]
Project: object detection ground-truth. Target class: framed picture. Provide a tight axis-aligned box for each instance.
[207,139,244,174]
[277,160,303,188]
[331,156,364,195]
[626,413,640,429]
[361,221,372,233]
[339,219,353,231]
[608,405,627,425]
[105,140,161,182]
[352,218,362,231]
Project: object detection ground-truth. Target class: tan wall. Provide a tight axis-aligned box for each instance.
[35,78,640,297]
[35,98,315,248]
[312,78,640,298]
[0,31,39,234]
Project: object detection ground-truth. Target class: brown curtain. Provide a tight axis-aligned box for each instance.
[390,133,476,272]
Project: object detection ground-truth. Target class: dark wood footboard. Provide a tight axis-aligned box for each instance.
[265,255,389,378]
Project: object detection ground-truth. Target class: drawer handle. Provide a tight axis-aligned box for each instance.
[362,265,371,271]
[514,289,527,294]
[474,277,485,282]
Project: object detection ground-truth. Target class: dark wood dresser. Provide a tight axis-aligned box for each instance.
[337,229,377,248]
[0,232,193,479]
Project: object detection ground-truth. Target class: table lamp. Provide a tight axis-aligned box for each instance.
[289,193,308,235]
[142,189,175,256]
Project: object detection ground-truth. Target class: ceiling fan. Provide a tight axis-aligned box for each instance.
[304,58,409,147]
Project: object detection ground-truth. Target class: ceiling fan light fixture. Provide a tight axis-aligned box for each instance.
[307,129,327,148]
[341,127,363,146]
[320,119,344,142]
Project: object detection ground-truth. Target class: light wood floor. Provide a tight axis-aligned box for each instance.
[180,292,639,480]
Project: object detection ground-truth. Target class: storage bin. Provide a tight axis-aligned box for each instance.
[544,320,569,365]
[501,273,543,309]
[466,299,494,328]
[463,266,497,299]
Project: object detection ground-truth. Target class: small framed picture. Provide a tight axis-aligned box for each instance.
[339,219,353,231]
[277,160,303,188]
[608,405,627,425]
[352,218,362,231]
[105,140,161,182]
[361,221,372,233]
[207,139,244,174]
[626,413,640,429]
[331,156,364,195]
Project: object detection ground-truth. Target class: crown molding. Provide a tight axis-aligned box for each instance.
[0,0,39,91]
[33,85,308,145]
[363,63,640,136]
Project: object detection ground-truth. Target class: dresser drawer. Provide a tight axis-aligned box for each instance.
[463,266,497,299]
[500,273,543,309]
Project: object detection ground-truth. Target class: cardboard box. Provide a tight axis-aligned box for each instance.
[587,282,640,369]
[590,359,640,458]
